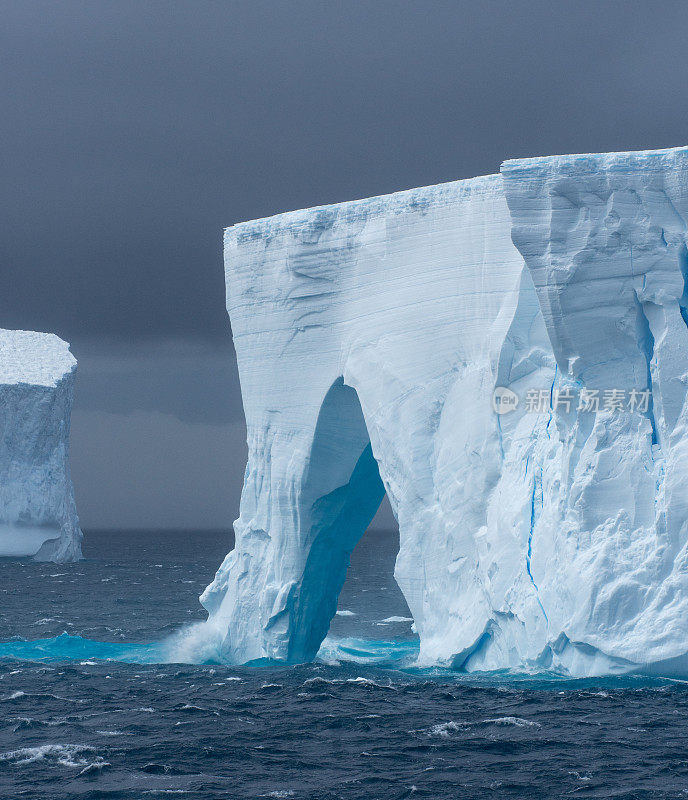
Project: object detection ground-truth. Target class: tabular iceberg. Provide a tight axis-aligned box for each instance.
[0,329,83,562]
[204,145,688,676]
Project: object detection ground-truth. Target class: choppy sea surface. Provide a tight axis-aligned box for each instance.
[1,530,688,799]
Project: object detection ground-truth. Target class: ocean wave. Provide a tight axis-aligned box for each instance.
[346,676,396,690]
[0,743,105,769]
[316,636,420,667]
[2,690,25,701]
[428,721,470,737]
[483,716,541,728]
[302,676,342,687]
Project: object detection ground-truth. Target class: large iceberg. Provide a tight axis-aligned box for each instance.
[0,329,83,562]
[203,145,688,676]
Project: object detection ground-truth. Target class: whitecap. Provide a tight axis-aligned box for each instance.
[160,620,225,664]
[428,720,468,738]
[568,771,592,782]
[2,691,25,701]
[303,676,342,687]
[0,743,103,768]
[346,677,395,690]
[78,761,110,776]
[483,716,540,728]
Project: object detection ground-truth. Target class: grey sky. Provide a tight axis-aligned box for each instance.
[3,0,687,528]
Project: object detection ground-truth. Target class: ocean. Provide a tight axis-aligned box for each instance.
[1,529,687,799]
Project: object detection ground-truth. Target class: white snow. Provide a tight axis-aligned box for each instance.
[203,145,688,677]
[0,329,76,387]
[0,329,82,561]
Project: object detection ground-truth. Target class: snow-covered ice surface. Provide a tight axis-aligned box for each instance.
[204,145,688,677]
[0,329,82,562]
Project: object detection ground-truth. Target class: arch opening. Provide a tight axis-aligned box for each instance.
[326,495,417,657]
[288,377,413,661]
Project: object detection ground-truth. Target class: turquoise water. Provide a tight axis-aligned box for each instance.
[0,632,163,664]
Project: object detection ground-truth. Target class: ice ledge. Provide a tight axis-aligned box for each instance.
[0,329,77,388]
[229,145,688,244]
[502,143,688,176]
[227,172,502,243]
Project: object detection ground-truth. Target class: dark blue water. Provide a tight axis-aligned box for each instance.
[1,531,688,799]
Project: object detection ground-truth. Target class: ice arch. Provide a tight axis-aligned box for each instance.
[201,173,548,665]
[200,373,385,664]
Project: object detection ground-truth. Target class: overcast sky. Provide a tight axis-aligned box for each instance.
[3,0,688,529]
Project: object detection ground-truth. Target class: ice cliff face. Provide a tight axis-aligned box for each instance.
[501,146,688,675]
[202,175,557,668]
[204,145,688,676]
[0,329,82,562]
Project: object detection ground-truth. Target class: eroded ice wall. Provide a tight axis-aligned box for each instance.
[202,176,558,666]
[501,146,688,674]
[0,329,83,562]
[206,145,688,676]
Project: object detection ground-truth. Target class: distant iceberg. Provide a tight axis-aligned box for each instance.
[0,329,82,562]
[203,145,688,677]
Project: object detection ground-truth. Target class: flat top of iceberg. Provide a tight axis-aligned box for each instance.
[502,144,688,175]
[227,172,501,241]
[0,329,76,387]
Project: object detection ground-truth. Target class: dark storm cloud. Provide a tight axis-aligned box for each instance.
[3,0,688,343]
[69,409,247,530]
[2,0,687,528]
[71,339,245,424]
